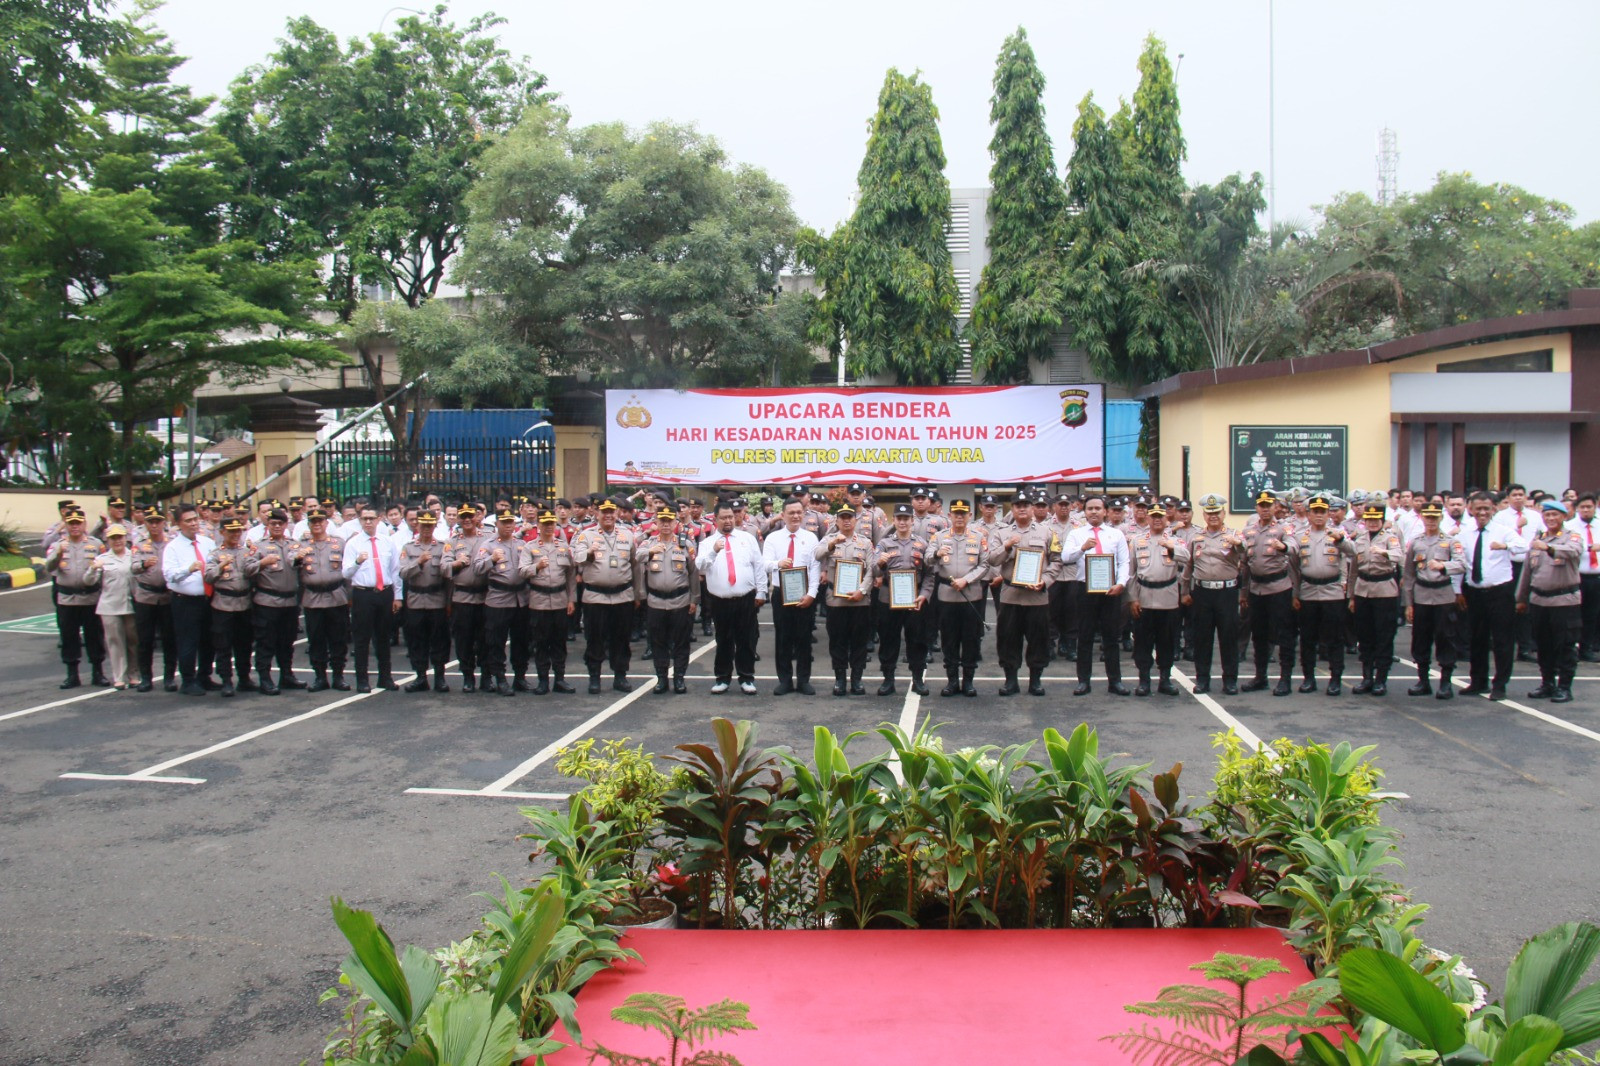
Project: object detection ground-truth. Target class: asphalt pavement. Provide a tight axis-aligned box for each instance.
[1,578,1596,1065]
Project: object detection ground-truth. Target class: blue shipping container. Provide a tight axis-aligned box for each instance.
[410,408,554,444]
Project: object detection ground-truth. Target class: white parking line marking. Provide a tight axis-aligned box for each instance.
[59,659,460,785]
[0,687,117,723]
[0,581,50,597]
[404,789,570,801]
[406,642,717,799]
[1172,668,1265,751]
[1399,657,1600,745]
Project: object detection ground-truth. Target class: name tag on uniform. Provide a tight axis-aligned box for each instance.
[609,557,620,568]
[650,561,661,571]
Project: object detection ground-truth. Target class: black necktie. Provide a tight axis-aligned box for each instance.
[1472,527,1485,585]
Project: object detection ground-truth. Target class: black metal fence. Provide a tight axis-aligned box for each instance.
[315,436,554,505]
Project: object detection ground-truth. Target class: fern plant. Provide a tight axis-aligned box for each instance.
[1103,952,1323,1066]
[585,992,756,1066]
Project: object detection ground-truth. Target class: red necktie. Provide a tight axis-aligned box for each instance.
[787,533,795,564]
[1093,528,1103,553]
[1587,522,1596,568]
[195,538,212,597]
[371,537,384,589]
[725,537,737,586]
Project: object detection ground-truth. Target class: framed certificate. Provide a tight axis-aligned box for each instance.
[888,569,919,609]
[1011,547,1044,587]
[779,566,809,606]
[1084,553,1116,593]
[833,560,864,598]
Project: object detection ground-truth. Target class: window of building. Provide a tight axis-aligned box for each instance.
[1436,349,1553,373]
[1464,443,1513,491]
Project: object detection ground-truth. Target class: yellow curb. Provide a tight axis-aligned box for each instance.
[4,567,37,587]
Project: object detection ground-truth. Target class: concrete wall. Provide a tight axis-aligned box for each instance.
[1156,333,1576,502]
[554,425,603,500]
[1,489,100,539]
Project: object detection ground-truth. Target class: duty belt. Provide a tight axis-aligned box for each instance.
[1139,576,1177,589]
[136,582,167,593]
[304,580,344,592]
[1358,570,1398,581]
[1414,576,1452,589]
[214,586,250,597]
[1248,569,1288,581]
[1301,573,1341,585]
[1533,584,1581,598]
[488,580,526,591]
[529,582,568,593]
[256,589,297,600]
[1195,579,1236,590]
[584,581,630,594]
[407,583,441,592]
[649,584,691,598]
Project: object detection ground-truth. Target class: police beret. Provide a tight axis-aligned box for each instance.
[268,509,288,522]
[1541,499,1570,515]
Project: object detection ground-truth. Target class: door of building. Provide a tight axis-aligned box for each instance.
[1464,443,1512,491]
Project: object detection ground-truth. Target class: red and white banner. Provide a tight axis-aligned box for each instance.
[605,386,1105,485]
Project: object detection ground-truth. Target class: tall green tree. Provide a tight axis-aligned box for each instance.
[967,28,1066,384]
[800,69,962,385]
[0,0,129,196]
[0,6,339,500]
[1061,34,1199,387]
[458,107,813,388]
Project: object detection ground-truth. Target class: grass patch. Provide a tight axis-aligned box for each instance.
[0,553,33,571]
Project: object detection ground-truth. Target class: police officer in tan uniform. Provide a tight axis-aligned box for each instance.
[1350,503,1404,695]
[46,509,107,689]
[476,511,531,696]
[205,518,258,697]
[923,499,992,697]
[988,493,1058,696]
[634,506,698,694]
[446,504,491,692]
[1402,503,1464,699]
[130,510,178,692]
[399,512,451,692]
[251,509,305,695]
[814,503,877,696]
[1516,500,1583,702]
[1185,494,1245,695]
[873,503,932,696]
[571,498,639,693]
[1241,491,1297,696]
[1289,493,1358,694]
[1127,503,1190,696]
[523,510,578,694]
[298,508,351,692]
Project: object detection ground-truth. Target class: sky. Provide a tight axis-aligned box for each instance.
[149,0,1600,234]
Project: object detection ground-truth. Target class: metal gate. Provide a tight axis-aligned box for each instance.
[314,436,554,504]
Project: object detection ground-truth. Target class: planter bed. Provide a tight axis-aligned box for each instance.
[550,927,1312,1066]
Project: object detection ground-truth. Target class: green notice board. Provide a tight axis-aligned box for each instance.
[1229,425,1348,513]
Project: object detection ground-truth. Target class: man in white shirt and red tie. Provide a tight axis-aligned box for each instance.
[1566,493,1600,662]
[695,500,766,694]
[1060,496,1132,697]
[762,496,821,695]
[160,502,218,696]
[342,506,403,692]
[1460,490,1528,700]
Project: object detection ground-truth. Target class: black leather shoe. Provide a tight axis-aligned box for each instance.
[331,675,350,691]
[259,678,280,696]
[797,682,815,696]
[612,676,633,692]
[941,681,960,697]
[1371,681,1387,696]
[462,676,477,693]
[1134,681,1151,697]
[220,681,235,697]
[654,678,669,694]
[773,681,793,696]
[378,677,399,691]
[1517,650,1538,663]
[163,677,179,692]
[850,681,867,696]
[281,675,308,690]
[877,678,896,696]
[588,676,602,694]
[1192,681,1210,695]
[911,677,930,696]
[834,679,848,697]
[404,677,430,693]
[1240,677,1269,692]
[963,682,978,697]
[1489,687,1506,701]
[434,677,450,692]
[1407,680,1432,696]
[553,679,576,694]
[533,678,549,695]
[1436,683,1454,700]
[356,681,372,694]
[1158,679,1180,696]
[500,678,516,696]
[181,681,206,696]
[514,677,534,693]
[998,677,1020,696]
[1527,684,1555,700]
[1072,682,1091,696]
[1326,680,1342,696]
[1352,679,1374,695]
[1551,687,1573,703]
[309,676,329,693]
[1273,679,1292,697]
[481,676,500,695]
[136,679,154,693]
[1107,682,1130,696]
[1298,679,1317,693]
[1461,683,1488,695]
[235,676,257,692]
[1222,681,1238,695]
[673,678,687,694]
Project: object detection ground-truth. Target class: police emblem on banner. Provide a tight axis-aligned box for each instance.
[615,395,652,429]
[1058,389,1089,429]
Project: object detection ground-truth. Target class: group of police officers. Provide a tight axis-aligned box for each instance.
[40,479,1599,705]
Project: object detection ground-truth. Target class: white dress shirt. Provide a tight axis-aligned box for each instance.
[245,523,268,546]
[1059,522,1131,586]
[760,525,821,599]
[1489,505,1537,542]
[1565,514,1600,576]
[696,528,767,598]
[342,531,405,597]
[1456,519,1527,588]
[1391,508,1423,545]
[161,532,218,595]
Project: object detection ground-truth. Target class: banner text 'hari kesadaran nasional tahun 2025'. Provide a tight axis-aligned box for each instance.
[605,386,1105,485]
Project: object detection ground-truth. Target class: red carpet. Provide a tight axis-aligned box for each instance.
[548,928,1313,1065]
